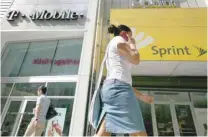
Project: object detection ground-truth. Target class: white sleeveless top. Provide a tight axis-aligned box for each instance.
[105,36,132,85]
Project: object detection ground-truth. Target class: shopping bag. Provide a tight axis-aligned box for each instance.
[88,45,109,129]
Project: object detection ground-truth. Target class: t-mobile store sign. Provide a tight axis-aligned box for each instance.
[33,58,80,66]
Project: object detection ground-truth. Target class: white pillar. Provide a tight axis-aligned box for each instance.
[69,0,100,136]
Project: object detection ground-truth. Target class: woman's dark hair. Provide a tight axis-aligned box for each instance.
[108,24,131,36]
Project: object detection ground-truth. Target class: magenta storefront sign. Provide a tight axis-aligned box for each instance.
[32,58,80,66]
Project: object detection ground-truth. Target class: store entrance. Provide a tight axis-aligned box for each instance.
[1,98,36,136]
[1,80,77,136]
[138,90,201,136]
[153,102,197,136]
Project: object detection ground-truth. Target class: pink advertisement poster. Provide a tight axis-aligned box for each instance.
[45,108,67,136]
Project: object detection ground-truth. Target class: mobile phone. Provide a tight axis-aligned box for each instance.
[52,120,58,126]
[120,31,128,41]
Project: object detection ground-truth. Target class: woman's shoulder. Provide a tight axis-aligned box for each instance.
[110,36,126,44]
[114,36,125,41]
[108,36,126,51]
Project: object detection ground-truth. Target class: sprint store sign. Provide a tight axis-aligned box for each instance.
[111,8,207,61]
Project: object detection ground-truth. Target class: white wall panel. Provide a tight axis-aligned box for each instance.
[187,0,198,7]
[196,0,208,7]
[179,0,189,8]
[131,61,207,76]
[131,61,179,76]
[172,62,207,76]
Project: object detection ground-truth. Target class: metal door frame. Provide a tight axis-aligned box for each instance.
[152,101,199,136]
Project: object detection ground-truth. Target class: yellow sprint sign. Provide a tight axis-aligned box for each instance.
[110,8,207,61]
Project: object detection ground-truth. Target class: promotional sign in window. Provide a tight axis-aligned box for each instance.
[110,8,207,61]
[45,108,67,136]
[1,39,82,77]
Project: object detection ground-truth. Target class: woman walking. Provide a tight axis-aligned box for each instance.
[95,24,154,136]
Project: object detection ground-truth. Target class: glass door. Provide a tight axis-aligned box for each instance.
[150,91,200,136]
[153,102,175,136]
[1,99,37,136]
[15,100,36,136]
[174,103,197,136]
[1,100,23,136]
[0,81,77,136]
[152,102,198,136]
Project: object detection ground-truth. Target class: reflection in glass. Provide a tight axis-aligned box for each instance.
[1,43,29,77]
[17,101,36,136]
[43,99,74,136]
[1,83,13,96]
[1,39,83,77]
[190,92,207,136]
[1,101,22,136]
[139,100,153,136]
[137,90,153,136]
[190,92,207,108]
[151,91,189,102]
[11,83,45,96]
[47,82,76,96]
[19,41,57,76]
[1,83,13,112]
[50,39,82,75]
[1,98,7,114]
[155,104,174,136]
[175,105,197,136]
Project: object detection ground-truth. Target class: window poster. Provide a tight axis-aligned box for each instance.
[45,108,67,136]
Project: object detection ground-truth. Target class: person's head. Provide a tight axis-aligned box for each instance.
[108,24,132,39]
[37,85,47,96]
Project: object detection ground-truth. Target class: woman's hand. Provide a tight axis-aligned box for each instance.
[128,37,136,45]
[138,94,154,104]
[127,35,136,49]
[132,87,154,104]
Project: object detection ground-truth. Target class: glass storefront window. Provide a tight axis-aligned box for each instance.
[151,91,190,102]
[1,83,13,113]
[10,82,76,96]
[1,83,13,97]
[1,101,22,136]
[155,104,174,136]
[19,41,57,76]
[137,90,153,136]
[175,104,197,136]
[47,82,76,96]
[16,101,36,136]
[50,39,82,75]
[190,92,207,108]
[190,92,207,136]
[11,83,45,96]
[1,39,83,77]
[1,43,29,77]
[1,98,7,114]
